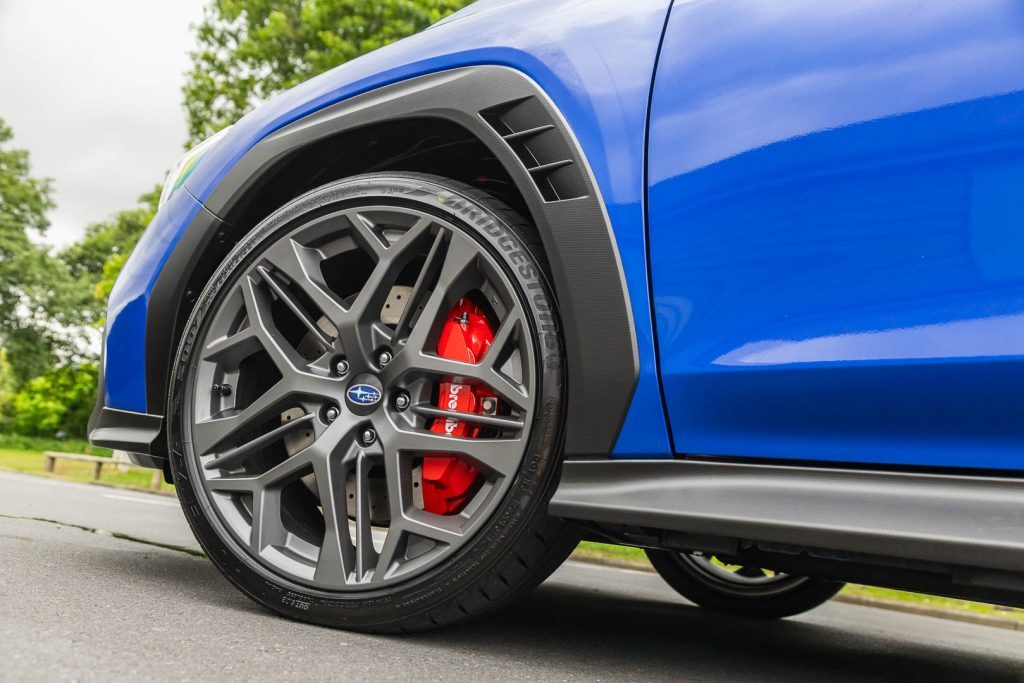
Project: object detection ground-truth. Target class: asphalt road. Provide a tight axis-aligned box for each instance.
[1,470,1022,682]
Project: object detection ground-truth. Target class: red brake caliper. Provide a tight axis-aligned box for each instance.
[423,298,495,515]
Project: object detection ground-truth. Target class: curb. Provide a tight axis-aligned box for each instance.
[568,551,1024,632]
[832,593,1024,632]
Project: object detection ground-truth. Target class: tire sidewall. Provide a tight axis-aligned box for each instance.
[167,173,565,629]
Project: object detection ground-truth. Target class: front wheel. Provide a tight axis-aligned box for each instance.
[646,549,844,619]
[167,173,579,632]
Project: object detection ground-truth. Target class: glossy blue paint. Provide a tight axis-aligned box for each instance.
[102,0,673,457]
[104,188,204,411]
[648,0,1024,469]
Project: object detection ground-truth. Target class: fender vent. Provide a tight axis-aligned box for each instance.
[481,98,588,202]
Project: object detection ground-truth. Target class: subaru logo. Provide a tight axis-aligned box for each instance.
[347,384,382,407]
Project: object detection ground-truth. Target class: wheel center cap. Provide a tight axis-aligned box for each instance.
[345,374,383,415]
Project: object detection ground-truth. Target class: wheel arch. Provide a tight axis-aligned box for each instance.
[147,66,638,460]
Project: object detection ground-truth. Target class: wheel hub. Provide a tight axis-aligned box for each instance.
[344,374,384,415]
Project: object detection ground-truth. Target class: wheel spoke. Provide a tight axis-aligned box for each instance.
[239,273,311,376]
[331,217,437,362]
[259,446,318,487]
[401,511,463,545]
[261,236,348,332]
[204,412,317,471]
[201,325,262,366]
[191,379,293,456]
[353,450,379,580]
[385,425,523,479]
[392,229,448,344]
[373,455,406,583]
[399,234,480,357]
[347,216,435,324]
[250,486,286,554]
[206,475,260,493]
[256,265,333,349]
[372,528,405,584]
[313,453,353,588]
[410,403,525,430]
[387,351,530,412]
[343,210,389,260]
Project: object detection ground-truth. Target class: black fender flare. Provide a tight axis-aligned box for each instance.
[148,66,638,458]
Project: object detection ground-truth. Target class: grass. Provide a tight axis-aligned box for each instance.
[0,447,171,493]
[0,432,111,457]
[572,542,1024,623]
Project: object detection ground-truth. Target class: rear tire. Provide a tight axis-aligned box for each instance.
[167,173,579,632]
[646,549,844,619]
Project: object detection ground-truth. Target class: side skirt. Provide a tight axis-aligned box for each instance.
[550,459,1024,606]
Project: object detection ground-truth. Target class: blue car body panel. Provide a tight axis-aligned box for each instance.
[103,0,673,457]
[104,188,205,411]
[103,0,1024,471]
[648,0,1024,469]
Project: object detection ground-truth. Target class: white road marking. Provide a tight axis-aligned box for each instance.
[102,493,179,508]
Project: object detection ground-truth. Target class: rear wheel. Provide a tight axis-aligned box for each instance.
[167,173,578,631]
[646,549,844,619]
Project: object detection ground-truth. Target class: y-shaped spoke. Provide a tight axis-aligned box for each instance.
[313,451,353,588]
[261,236,348,334]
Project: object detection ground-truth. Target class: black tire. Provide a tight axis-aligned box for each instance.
[646,549,844,619]
[167,172,579,632]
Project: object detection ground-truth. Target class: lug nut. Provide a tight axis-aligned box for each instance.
[335,360,350,377]
[361,428,377,446]
[394,393,410,411]
[325,407,339,423]
[377,350,392,367]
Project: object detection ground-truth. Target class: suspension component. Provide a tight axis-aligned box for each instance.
[423,297,496,515]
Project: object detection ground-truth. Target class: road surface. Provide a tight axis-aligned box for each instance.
[1,470,1021,681]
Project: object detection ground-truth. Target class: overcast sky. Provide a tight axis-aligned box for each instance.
[0,0,208,248]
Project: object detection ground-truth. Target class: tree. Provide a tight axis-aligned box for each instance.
[184,0,472,143]
[0,117,78,383]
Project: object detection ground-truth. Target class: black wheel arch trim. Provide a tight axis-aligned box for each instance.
[145,65,638,459]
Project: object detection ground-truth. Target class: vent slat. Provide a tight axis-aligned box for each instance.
[527,159,574,176]
[502,124,555,142]
[481,97,587,202]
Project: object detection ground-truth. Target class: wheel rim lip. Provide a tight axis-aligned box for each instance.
[181,198,540,594]
[676,553,810,597]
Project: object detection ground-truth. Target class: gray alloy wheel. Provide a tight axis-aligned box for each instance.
[168,173,578,630]
[646,548,844,619]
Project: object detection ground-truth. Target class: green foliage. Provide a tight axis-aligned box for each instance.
[0,117,81,383]
[184,0,472,143]
[10,363,98,438]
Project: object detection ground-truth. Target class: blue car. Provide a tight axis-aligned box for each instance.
[89,0,1024,630]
